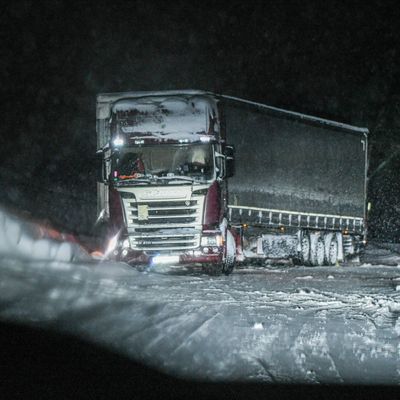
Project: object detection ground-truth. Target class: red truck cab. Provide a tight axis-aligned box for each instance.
[96,90,236,274]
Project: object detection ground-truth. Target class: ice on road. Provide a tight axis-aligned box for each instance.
[0,207,399,384]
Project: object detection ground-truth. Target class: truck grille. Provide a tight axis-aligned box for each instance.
[122,197,204,251]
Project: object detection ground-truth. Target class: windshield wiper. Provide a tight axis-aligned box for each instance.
[115,177,152,185]
[155,175,196,183]
[116,175,201,185]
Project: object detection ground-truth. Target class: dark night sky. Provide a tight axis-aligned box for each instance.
[1,0,400,238]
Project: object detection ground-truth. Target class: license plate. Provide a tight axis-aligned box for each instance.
[137,205,149,220]
[152,255,180,264]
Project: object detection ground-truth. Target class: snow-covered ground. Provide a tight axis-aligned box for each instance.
[0,207,399,385]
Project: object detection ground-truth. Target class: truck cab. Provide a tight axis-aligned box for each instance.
[96,90,235,274]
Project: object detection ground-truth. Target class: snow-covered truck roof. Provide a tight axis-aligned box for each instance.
[97,90,214,119]
[97,90,220,145]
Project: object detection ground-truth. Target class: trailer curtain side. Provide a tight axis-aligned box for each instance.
[223,100,368,221]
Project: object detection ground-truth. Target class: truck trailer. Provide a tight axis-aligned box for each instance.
[96,90,368,274]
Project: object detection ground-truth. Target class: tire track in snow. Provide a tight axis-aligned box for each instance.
[171,312,222,355]
[255,358,277,383]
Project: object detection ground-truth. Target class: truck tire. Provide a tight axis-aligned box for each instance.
[222,255,235,275]
[202,229,235,276]
[222,229,236,275]
[327,236,339,265]
[300,234,311,265]
[311,236,325,266]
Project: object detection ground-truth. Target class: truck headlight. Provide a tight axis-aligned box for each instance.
[201,234,223,247]
[113,136,124,146]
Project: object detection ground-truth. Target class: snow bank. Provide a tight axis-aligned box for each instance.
[0,205,400,385]
[0,207,90,263]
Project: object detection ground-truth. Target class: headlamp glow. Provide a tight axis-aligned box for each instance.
[113,136,124,146]
[201,234,223,247]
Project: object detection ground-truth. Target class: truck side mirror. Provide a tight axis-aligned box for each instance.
[225,145,235,178]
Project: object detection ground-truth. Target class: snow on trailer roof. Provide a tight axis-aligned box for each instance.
[220,94,369,135]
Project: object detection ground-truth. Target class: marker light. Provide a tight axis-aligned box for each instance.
[121,249,128,257]
[113,136,124,146]
[201,234,223,247]
[200,136,211,142]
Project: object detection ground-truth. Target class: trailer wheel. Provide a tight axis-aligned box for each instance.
[300,234,311,265]
[311,237,325,266]
[327,237,338,266]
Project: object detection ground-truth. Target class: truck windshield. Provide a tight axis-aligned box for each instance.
[111,143,214,184]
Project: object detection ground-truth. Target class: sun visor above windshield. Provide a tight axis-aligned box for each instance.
[111,95,220,142]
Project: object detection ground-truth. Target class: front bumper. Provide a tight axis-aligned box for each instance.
[113,247,223,266]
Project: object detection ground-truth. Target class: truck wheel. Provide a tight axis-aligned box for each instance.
[327,237,338,265]
[311,237,325,266]
[300,234,311,265]
[222,229,236,275]
[222,255,235,275]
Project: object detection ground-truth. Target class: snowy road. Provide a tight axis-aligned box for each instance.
[0,208,399,386]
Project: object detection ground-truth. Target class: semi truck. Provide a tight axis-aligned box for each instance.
[96,90,368,274]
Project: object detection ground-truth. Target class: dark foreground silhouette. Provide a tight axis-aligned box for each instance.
[0,321,398,400]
